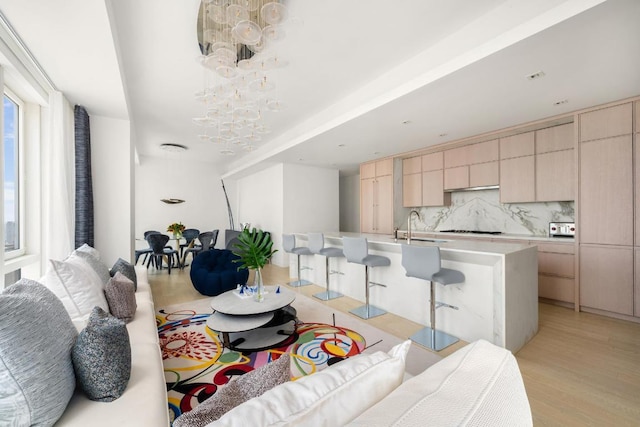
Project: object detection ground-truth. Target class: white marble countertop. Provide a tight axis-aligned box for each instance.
[301,231,534,257]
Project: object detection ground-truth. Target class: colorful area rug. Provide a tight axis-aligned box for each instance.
[157,292,442,423]
[158,306,366,421]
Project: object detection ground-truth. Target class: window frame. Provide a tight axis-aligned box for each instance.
[3,86,25,259]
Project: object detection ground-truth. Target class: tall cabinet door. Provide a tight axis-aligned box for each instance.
[499,156,535,203]
[376,175,394,234]
[579,135,633,246]
[580,245,634,315]
[360,178,375,233]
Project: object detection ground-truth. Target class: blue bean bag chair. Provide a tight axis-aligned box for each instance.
[190,249,249,296]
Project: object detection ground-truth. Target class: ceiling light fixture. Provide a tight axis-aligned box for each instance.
[195,0,291,156]
[159,143,188,152]
[553,99,569,106]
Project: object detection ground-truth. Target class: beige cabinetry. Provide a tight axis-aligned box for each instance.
[500,155,535,203]
[578,102,636,317]
[499,132,535,203]
[536,242,575,303]
[579,135,633,246]
[500,125,575,203]
[402,157,422,207]
[402,152,449,207]
[636,248,640,317]
[636,120,640,247]
[444,140,498,190]
[444,166,469,190]
[579,102,632,142]
[580,245,634,315]
[536,149,574,202]
[361,159,393,234]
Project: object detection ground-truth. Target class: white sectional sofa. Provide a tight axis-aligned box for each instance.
[54,266,169,426]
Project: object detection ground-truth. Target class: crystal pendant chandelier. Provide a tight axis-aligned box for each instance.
[194,0,289,156]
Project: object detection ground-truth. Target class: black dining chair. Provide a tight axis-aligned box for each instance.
[179,228,201,259]
[135,230,162,265]
[146,233,180,274]
[182,231,215,267]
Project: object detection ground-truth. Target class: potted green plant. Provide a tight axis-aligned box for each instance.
[231,228,277,302]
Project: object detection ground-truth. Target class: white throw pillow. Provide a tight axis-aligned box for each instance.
[66,252,106,290]
[40,258,109,323]
[209,340,411,427]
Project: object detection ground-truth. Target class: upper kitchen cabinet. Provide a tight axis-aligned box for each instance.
[403,152,449,207]
[444,140,499,190]
[402,156,422,207]
[500,155,535,203]
[500,131,535,203]
[500,132,535,159]
[535,123,575,202]
[535,123,574,153]
[579,102,632,142]
[579,102,633,246]
[361,159,394,234]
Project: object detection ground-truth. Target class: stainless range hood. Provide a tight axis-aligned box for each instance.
[444,185,499,193]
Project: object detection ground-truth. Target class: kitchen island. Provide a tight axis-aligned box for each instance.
[291,232,538,353]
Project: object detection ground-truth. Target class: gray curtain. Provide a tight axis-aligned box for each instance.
[74,105,94,248]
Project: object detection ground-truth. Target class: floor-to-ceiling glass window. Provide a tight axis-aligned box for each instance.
[4,89,23,260]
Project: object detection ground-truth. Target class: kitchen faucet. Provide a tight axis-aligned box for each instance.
[407,210,420,244]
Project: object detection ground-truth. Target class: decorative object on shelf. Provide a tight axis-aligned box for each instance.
[231,228,277,302]
[167,222,186,239]
[194,0,292,155]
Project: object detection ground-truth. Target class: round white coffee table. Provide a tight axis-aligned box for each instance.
[206,286,297,351]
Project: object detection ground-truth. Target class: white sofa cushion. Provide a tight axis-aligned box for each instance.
[209,339,411,427]
[347,340,533,427]
[40,257,109,324]
[55,343,169,426]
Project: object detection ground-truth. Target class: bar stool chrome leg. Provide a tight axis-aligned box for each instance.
[288,253,312,287]
[349,265,387,319]
[313,256,343,301]
[409,281,459,351]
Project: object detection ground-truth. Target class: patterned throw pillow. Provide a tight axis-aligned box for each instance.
[173,353,291,427]
[104,272,137,323]
[0,279,78,426]
[110,258,138,291]
[72,306,132,402]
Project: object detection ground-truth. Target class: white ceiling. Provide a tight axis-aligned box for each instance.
[0,0,639,177]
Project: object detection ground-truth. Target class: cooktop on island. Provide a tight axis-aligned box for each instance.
[438,230,503,235]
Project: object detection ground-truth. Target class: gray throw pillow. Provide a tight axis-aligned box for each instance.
[104,272,137,323]
[72,306,131,402]
[110,257,138,291]
[173,354,290,427]
[75,249,112,286]
[0,279,77,426]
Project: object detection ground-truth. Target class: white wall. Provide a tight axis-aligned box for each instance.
[235,163,285,265]
[283,163,339,234]
[134,155,232,250]
[339,174,360,232]
[91,116,133,265]
[234,163,339,268]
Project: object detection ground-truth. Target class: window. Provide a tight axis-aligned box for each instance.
[4,90,23,257]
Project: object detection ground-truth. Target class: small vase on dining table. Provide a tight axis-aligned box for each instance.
[173,231,182,239]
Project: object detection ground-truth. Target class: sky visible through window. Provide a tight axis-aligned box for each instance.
[4,94,19,251]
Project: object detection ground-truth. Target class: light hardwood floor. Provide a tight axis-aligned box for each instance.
[148,263,640,426]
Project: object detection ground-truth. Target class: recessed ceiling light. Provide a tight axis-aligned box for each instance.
[338,144,346,147]
[439,133,448,137]
[526,70,546,80]
[298,158,304,161]
[159,143,188,152]
[553,99,569,106]
[373,151,380,155]
[402,120,411,125]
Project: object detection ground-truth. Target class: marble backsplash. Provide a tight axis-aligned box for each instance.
[409,189,574,237]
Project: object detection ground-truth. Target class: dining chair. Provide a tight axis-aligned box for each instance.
[135,230,162,265]
[182,231,215,267]
[146,233,180,274]
[179,228,200,258]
